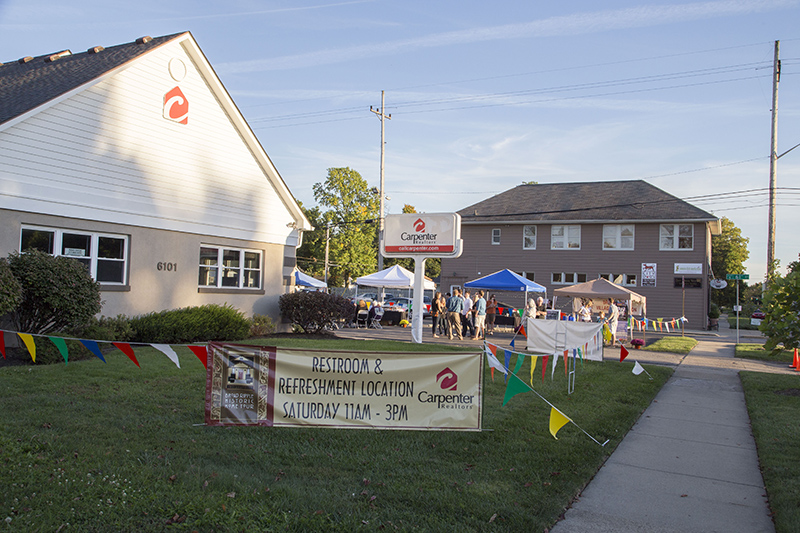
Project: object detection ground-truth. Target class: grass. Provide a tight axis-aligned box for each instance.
[641,336,698,354]
[736,343,795,364]
[0,337,672,532]
[740,372,800,533]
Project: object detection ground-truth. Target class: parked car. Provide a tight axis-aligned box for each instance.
[751,310,765,320]
[384,296,432,318]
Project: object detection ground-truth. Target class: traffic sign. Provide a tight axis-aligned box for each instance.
[726,274,749,280]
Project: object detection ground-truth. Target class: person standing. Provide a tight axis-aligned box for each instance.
[486,294,497,335]
[473,290,487,340]
[431,291,443,338]
[607,298,620,345]
[461,290,475,338]
[578,299,592,322]
[446,289,463,340]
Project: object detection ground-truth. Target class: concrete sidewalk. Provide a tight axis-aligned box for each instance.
[550,328,779,532]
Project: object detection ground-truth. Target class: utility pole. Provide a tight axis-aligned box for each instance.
[767,40,780,280]
[370,91,391,272]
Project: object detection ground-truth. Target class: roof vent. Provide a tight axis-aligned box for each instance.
[17,56,33,64]
[45,50,72,63]
[88,46,105,54]
[136,36,153,45]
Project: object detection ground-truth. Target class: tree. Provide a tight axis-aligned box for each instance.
[711,217,750,308]
[760,257,800,354]
[312,168,379,286]
[295,203,326,280]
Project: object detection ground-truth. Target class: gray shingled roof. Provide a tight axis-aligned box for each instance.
[0,33,186,125]
[458,180,716,222]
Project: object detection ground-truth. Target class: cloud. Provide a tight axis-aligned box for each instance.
[218,0,796,73]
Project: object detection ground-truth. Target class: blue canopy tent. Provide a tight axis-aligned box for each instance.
[464,269,546,294]
[294,269,327,289]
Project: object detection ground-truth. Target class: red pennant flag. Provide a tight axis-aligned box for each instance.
[519,324,526,337]
[113,342,140,367]
[188,345,208,369]
[0,331,5,359]
[541,355,549,383]
[564,350,568,377]
[620,345,629,362]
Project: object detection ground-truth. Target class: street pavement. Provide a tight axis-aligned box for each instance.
[336,317,792,532]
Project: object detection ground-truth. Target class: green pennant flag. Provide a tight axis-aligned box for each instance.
[503,375,532,406]
[48,337,69,365]
[512,352,525,375]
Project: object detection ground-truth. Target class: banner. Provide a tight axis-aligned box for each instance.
[525,319,604,361]
[205,343,483,431]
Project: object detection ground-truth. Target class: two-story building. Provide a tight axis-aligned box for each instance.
[0,32,311,325]
[440,181,720,328]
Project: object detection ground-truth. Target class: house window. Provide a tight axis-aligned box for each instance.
[523,271,535,282]
[199,246,262,289]
[551,225,581,249]
[523,225,537,249]
[552,272,587,285]
[603,224,635,250]
[492,229,501,245]
[660,224,693,250]
[674,277,702,288]
[600,273,638,287]
[20,226,128,284]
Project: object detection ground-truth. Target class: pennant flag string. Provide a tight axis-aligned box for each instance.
[1,328,209,368]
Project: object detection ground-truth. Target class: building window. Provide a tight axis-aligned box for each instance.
[552,272,587,285]
[551,225,581,249]
[674,277,702,288]
[20,226,128,284]
[492,228,501,245]
[660,224,693,250]
[523,271,535,282]
[199,246,262,289]
[523,225,537,249]
[603,224,635,250]
[600,273,638,287]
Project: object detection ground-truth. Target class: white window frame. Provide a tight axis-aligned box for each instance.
[199,245,262,289]
[551,225,581,250]
[551,272,587,285]
[599,273,638,287]
[660,224,694,251]
[522,225,537,250]
[491,228,501,245]
[20,225,128,285]
[603,224,635,251]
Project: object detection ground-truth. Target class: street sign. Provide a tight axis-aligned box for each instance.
[726,274,750,280]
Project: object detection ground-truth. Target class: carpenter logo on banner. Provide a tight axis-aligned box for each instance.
[204,343,483,431]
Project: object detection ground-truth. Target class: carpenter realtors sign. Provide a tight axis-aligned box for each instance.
[382,213,461,257]
[205,343,483,431]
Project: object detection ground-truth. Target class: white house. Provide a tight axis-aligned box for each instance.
[0,32,311,324]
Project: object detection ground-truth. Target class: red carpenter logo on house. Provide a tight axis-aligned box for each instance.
[414,218,426,233]
[437,367,457,391]
[163,86,188,125]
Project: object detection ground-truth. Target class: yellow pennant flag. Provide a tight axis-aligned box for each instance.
[549,407,571,440]
[529,355,538,385]
[18,333,36,362]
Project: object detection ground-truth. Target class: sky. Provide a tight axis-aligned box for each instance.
[2,0,799,282]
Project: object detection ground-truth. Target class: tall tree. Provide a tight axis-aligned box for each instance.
[761,256,800,354]
[711,217,750,308]
[312,168,379,287]
[295,203,326,279]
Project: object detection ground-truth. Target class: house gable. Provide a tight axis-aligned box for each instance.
[0,32,310,246]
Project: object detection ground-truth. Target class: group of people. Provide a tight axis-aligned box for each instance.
[430,289,499,341]
[575,298,622,345]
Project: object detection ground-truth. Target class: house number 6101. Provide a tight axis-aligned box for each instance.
[157,262,177,272]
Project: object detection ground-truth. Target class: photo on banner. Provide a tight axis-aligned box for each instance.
[205,343,484,431]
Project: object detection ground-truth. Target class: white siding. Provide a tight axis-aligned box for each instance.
[0,38,298,246]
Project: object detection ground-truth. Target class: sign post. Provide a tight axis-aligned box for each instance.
[383,213,463,343]
[726,273,750,343]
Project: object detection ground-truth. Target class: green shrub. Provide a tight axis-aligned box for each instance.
[129,304,250,344]
[708,302,720,319]
[279,291,354,333]
[249,314,276,337]
[7,250,101,334]
[0,258,22,315]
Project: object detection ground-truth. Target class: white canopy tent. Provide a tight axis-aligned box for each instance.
[552,278,646,316]
[355,265,436,293]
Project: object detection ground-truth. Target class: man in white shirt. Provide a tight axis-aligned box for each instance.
[461,290,475,338]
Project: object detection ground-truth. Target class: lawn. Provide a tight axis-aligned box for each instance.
[736,343,795,365]
[642,336,697,354]
[0,337,671,532]
[740,372,800,533]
